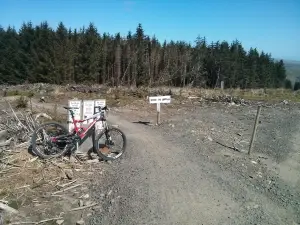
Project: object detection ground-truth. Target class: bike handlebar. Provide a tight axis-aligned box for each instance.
[94,106,109,111]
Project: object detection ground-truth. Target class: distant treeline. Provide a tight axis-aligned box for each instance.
[0,21,290,89]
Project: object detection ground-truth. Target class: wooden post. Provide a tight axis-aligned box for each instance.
[221,81,224,90]
[248,105,262,155]
[156,103,161,125]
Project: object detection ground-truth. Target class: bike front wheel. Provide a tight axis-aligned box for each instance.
[94,127,127,161]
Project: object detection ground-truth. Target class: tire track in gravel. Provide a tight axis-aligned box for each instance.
[89,113,241,225]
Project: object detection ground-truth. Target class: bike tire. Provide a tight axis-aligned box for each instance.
[31,122,70,159]
[94,127,127,161]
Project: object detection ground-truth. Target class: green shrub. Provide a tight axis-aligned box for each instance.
[285,79,292,89]
[294,82,300,91]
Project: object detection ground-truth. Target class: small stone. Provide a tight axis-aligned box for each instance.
[84,201,92,206]
[79,200,84,207]
[82,194,89,199]
[76,219,85,225]
[86,213,92,217]
[64,169,73,180]
[207,136,213,141]
[56,219,64,225]
[40,96,45,102]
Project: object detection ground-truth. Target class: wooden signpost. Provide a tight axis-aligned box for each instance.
[82,100,95,125]
[149,95,171,125]
[67,99,106,132]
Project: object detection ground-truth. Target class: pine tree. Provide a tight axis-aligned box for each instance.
[0,21,288,89]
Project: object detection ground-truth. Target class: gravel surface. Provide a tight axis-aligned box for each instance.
[87,101,300,225]
[26,98,299,225]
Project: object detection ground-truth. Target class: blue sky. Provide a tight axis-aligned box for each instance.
[1,0,300,61]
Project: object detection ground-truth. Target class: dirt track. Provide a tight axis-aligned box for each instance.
[87,102,300,225]
[88,113,239,225]
[30,99,300,225]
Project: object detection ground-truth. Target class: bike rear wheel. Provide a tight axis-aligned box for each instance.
[94,127,127,161]
[31,122,71,159]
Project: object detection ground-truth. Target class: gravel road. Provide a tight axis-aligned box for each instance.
[89,113,241,225]
[88,102,300,225]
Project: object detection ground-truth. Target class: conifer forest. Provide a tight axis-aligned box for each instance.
[0,21,288,89]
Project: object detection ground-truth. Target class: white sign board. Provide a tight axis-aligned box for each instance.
[68,100,82,132]
[94,99,106,109]
[149,96,171,104]
[148,96,171,124]
[149,95,171,112]
[94,99,106,130]
[82,100,95,124]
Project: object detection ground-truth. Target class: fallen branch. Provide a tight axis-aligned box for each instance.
[36,217,63,224]
[0,138,12,147]
[215,141,241,152]
[69,203,98,212]
[16,142,29,147]
[11,217,63,225]
[51,183,82,195]
[15,185,30,190]
[10,222,36,225]
[0,202,18,214]
[0,159,22,167]
[34,113,52,121]
[57,179,77,188]
[6,100,30,133]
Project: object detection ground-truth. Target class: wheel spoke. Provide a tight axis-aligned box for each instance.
[31,122,70,159]
[96,127,126,160]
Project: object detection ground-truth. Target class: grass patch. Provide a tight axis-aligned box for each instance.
[5,90,34,97]
[235,89,300,102]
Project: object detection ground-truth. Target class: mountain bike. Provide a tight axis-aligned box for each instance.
[31,105,127,161]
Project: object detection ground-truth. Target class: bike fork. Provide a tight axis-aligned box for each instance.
[105,130,114,145]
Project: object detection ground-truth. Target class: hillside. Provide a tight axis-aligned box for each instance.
[285,60,300,84]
